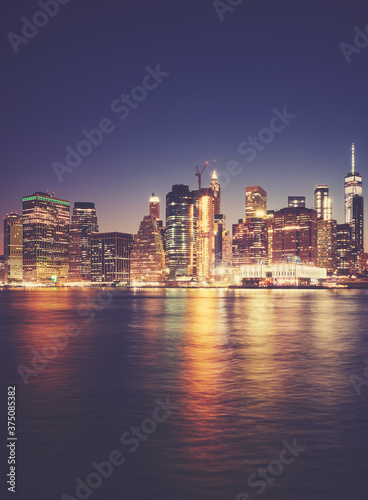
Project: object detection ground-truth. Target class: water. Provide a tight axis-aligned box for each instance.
[1,288,368,500]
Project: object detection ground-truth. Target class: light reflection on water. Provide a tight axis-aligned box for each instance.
[1,288,368,500]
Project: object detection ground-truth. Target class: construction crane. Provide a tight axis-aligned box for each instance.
[195,161,209,190]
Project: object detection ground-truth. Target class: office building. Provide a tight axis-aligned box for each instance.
[246,186,267,219]
[130,215,166,283]
[336,224,351,275]
[197,188,215,279]
[210,170,221,215]
[314,185,332,220]
[22,192,70,282]
[288,196,306,208]
[166,185,197,279]
[0,256,5,283]
[69,202,98,282]
[272,206,317,265]
[232,218,268,270]
[317,219,337,275]
[91,232,133,283]
[4,213,23,282]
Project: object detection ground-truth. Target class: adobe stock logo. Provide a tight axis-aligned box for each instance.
[7,0,73,55]
[340,23,368,63]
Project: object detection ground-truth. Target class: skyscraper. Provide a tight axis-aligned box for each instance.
[3,213,23,282]
[130,215,166,283]
[232,218,268,270]
[272,206,317,265]
[166,185,196,279]
[69,202,98,282]
[209,170,221,215]
[288,196,306,208]
[345,143,364,273]
[246,186,267,219]
[317,219,337,275]
[336,224,351,275]
[91,232,133,283]
[314,185,332,220]
[149,194,160,221]
[22,192,70,282]
[197,188,215,279]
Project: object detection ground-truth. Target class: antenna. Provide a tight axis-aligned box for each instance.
[352,143,355,174]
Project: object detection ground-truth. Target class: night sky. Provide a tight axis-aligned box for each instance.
[2,0,368,252]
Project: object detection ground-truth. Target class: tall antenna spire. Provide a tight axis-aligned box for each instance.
[352,143,355,174]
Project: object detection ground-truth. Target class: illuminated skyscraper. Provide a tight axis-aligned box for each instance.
[336,224,351,275]
[130,215,166,283]
[210,170,221,215]
[197,188,215,279]
[345,143,364,272]
[166,185,196,279]
[317,219,337,275]
[4,213,23,282]
[246,186,267,219]
[232,218,268,270]
[288,196,306,208]
[22,192,70,282]
[69,202,98,282]
[314,185,332,220]
[149,194,160,220]
[272,206,317,265]
[91,232,133,283]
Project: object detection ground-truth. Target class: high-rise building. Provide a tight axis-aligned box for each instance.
[272,206,317,265]
[22,192,70,282]
[336,224,351,275]
[345,144,364,273]
[232,218,268,270]
[197,188,215,279]
[246,186,267,219]
[69,202,98,282]
[314,185,332,220]
[4,213,23,282]
[214,214,226,268]
[149,194,160,221]
[0,256,5,283]
[166,185,197,279]
[317,219,337,275]
[210,171,221,215]
[91,232,133,283]
[288,196,306,208]
[130,215,166,283]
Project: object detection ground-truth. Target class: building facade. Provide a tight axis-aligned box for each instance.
[4,213,23,282]
[22,192,70,282]
[91,232,133,283]
[232,218,268,270]
[69,202,98,281]
[272,207,317,265]
[165,185,197,279]
[317,219,337,275]
[197,188,215,279]
[314,185,332,220]
[130,216,166,283]
[246,186,267,219]
[336,224,351,275]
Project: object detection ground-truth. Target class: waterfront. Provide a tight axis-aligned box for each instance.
[1,288,368,500]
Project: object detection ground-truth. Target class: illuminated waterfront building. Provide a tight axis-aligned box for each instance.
[314,185,332,220]
[3,213,23,282]
[240,262,326,286]
[22,192,70,282]
[232,218,268,270]
[336,224,351,275]
[245,186,267,219]
[361,253,368,274]
[130,215,166,283]
[91,232,133,283]
[345,144,364,273]
[288,196,306,208]
[166,185,197,279]
[272,206,317,265]
[69,202,98,282]
[317,219,337,275]
[0,256,5,282]
[197,188,215,279]
[210,170,221,215]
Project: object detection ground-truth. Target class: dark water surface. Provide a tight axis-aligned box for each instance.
[1,288,368,500]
